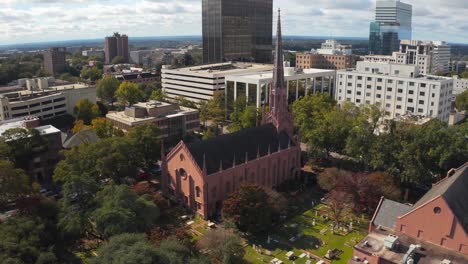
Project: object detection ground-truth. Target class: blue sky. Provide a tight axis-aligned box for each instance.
[0,0,467,45]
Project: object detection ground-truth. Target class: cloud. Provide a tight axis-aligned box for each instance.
[0,0,467,45]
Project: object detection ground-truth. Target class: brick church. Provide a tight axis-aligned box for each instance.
[161,10,302,219]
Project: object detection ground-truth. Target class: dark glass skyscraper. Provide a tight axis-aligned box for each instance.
[202,0,272,64]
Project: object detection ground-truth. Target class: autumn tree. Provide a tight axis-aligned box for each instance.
[0,160,30,207]
[116,82,144,106]
[150,88,167,102]
[198,228,245,264]
[317,167,347,192]
[74,98,100,125]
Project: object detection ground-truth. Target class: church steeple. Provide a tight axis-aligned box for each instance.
[263,9,294,137]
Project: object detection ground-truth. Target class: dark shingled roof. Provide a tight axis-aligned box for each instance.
[63,130,98,149]
[186,124,294,175]
[373,198,412,229]
[413,163,468,233]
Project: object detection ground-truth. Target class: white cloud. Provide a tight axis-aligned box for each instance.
[0,0,467,45]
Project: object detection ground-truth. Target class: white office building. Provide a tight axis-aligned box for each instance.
[225,67,336,108]
[363,40,451,75]
[453,76,468,95]
[315,39,352,55]
[162,62,273,103]
[335,61,453,122]
[375,0,412,40]
[0,81,96,121]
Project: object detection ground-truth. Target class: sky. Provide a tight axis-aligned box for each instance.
[0,0,467,45]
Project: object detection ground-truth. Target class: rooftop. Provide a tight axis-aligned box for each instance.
[353,229,468,264]
[0,117,60,137]
[226,67,335,82]
[162,62,273,77]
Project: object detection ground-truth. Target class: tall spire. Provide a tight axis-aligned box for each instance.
[273,8,285,92]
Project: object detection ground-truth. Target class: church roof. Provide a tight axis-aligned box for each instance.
[186,124,294,175]
[412,163,468,233]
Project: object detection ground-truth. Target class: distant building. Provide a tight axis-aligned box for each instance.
[82,49,105,59]
[0,117,63,182]
[296,53,360,70]
[316,39,353,55]
[129,50,153,65]
[335,61,453,122]
[453,75,468,95]
[225,67,336,108]
[161,10,301,219]
[162,62,273,103]
[202,0,273,64]
[449,61,467,74]
[106,101,199,137]
[105,32,129,64]
[369,0,412,55]
[43,47,67,76]
[0,81,96,121]
[364,40,451,75]
[352,163,468,264]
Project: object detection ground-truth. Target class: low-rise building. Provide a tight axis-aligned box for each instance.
[296,52,359,70]
[225,67,336,108]
[106,101,199,137]
[335,61,453,122]
[111,72,160,84]
[82,49,105,58]
[351,163,468,264]
[0,81,96,121]
[453,75,468,95]
[162,62,273,103]
[0,117,63,182]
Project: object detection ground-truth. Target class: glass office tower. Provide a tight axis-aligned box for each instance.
[369,22,400,55]
[202,0,273,64]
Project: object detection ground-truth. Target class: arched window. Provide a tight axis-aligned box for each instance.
[195,186,201,198]
[178,168,187,180]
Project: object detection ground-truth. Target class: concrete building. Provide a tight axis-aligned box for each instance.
[162,62,273,103]
[130,50,153,65]
[449,61,467,74]
[202,0,273,64]
[43,47,67,76]
[352,164,468,264]
[364,40,452,75]
[161,10,301,219]
[0,117,63,182]
[82,49,105,58]
[335,61,453,122]
[106,101,200,137]
[316,39,353,55]
[111,72,160,84]
[453,75,468,96]
[369,0,412,55]
[0,82,96,121]
[225,67,336,108]
[105,32,129,64]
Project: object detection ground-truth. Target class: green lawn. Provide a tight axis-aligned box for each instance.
[243,204,369,264]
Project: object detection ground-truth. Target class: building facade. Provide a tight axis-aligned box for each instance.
[369,22,400,55]
[202,0,273,64]
[162,10,301,219]
[110,72,160,84]
[106,101,200,137]
[43,47,67,76]
[225,67,336,108]
[453,75,468,96]
[162,62,273,103]
[0,82,96,121]
[296,53,360,70]
[352,164,468,264]
[82,49,105,58]
[335,61,453,122]
[105,32,129,64]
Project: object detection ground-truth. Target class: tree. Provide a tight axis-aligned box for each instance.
[206,92,226,128]
[1,128,47,170]
[91,117,118,138]
[81,66,102,82]
[317,168,347,192]
[455,90,468,112]
[74,98,100,125]
[222,185,283,234]
[0,160,30,207]
[126,123,161,172]
[116,82,144,106]
[174,96,197,109]
[198,228,245,264]
[96,76,120,105]
[327,190,349,233]
[111,56,126,64]
[240,105,260,129]
[150,89,166,102]
[93,233,165,264]
[92,185,159,239]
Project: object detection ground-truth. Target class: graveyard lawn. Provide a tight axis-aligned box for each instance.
[243,204,369,264]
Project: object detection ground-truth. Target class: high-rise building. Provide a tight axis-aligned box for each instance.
[369,0,412,55]
[105,32,129,64]
[202,0,273,64]
[43,47,66,76]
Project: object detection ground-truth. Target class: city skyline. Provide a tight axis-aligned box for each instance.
[1,0,468,45]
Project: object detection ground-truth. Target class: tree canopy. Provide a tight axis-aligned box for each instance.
[455,90,468,112]
[74,98,101,125]
[96,76,120,105]
[116,82,144,106]
[0,160,30,207]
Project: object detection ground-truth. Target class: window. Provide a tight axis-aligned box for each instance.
[387,88,392,92]
[195,186,201,197]
[421,83,426,88]
[178,168,187,180]
[347,83,352,87]
[386,103,391,108]
[365,100,370,104]
[357,76,362,80]
[398,81,404,85]
[394,70,400,75]
[398,89,403,93]
[420,92,425,96]
[396,105,402,109]
[377,86,382,91]
[180,154,185,161]
[408,98,413,103]
[366,93,371,96]
[409,82,415,86]
[377,78,382,82]
[367,85,372,89]
[357,84,362,88]
[356,99,361,103]
[409,90,414,95]
[387,80,393,84]
[367,77,372,81]
[376,94,381,99]
[419,100,425,105]
[347,90,352,94]
[348,75,353,79]
[418,108,424,113]
[357,91,361,96]
[386,95,392,100]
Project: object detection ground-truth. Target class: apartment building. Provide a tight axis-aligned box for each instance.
[106,101,199,137]
[162,62,273,103]
[453,75,468,95]
[43,47,67,76]
[0,81,96,121]
[105,32,129,64]
[335,61,453,122]
[364,40,451,75]
[296,39,359,70]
